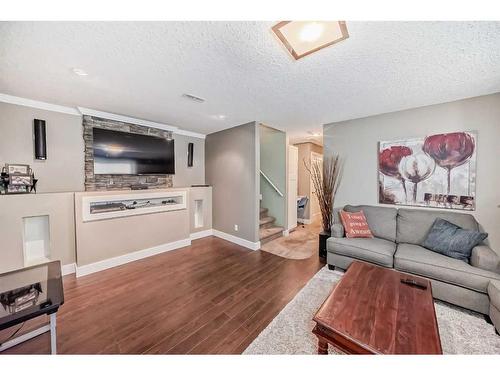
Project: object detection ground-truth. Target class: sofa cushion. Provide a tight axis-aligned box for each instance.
[344,205,397,242]
[422,218,488,261]
[396,208,479,245]
[394,243,500,293]
[327,237,396,268]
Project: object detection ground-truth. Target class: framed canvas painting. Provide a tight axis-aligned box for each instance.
[378,131,476,210]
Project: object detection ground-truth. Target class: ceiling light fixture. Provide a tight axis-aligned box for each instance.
[307,131,322,137]
[72,68,88,76]
[272,21,349,60]
[299,22,325,42]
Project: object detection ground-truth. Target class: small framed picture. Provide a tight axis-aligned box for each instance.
[7,164,30,175]
[9,174,33,186]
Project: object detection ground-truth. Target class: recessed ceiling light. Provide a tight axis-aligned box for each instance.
[272,21,349,60]
[209,114,226,120]
[72,68,88,76]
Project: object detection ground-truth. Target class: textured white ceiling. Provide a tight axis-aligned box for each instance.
[1,21,500,139]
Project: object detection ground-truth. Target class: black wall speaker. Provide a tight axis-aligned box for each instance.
[187,142,194,167]
[34,119,47,160]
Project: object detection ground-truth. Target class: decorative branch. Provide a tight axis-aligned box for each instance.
[304,155,343,233]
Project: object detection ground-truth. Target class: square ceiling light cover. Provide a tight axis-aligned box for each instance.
[272,21,349,60]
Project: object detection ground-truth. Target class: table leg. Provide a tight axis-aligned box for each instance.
[49,313,57,355]
[318,337,328,355]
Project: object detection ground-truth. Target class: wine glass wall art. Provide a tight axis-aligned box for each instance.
[378,131,476,211]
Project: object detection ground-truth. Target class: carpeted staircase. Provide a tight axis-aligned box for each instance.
[259,207,284,244]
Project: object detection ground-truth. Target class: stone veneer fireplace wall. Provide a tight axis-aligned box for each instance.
[83,115,173,191]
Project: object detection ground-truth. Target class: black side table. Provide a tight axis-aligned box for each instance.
[0,261,64,354]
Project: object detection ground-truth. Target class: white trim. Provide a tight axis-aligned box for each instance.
[79,107,206,138]
[282,230,290,237]
[0,93,81,116]
[174,129,206,139]
[297,218,312,225]
[0,93,206,139]
[190,229,214,240]
[61,263,76,276]
[75,238,191,277]
[212,229,261,251]
[78,107,177,132]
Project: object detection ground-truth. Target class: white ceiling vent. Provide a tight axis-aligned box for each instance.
[182,93,205,103]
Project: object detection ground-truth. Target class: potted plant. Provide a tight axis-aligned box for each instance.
[305,155,342,258]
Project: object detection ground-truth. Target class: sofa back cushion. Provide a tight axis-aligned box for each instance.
[344,205,397,242]
[396,208,479,245]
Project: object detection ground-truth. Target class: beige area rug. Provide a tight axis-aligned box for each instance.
[261,220,322,260]
[243,266,500,355]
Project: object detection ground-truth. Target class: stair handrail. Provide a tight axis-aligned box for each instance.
[260,170,284,197]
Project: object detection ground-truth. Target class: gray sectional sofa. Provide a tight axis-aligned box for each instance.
[327,205,500,332]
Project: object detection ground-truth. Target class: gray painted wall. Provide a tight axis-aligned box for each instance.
[173,133,205,187]
[323,93,500,251]
[0,102,84,193]
[0,102,205,193]
[206,122,259,243]
[260,125,286,227]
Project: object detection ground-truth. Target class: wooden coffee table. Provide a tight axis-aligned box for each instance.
[312,261,442,354]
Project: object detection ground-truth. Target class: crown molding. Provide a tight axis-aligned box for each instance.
[174,129,206,139]
[0,93,206,139]
[78,107,206,138]
[78,107,178,132]
[0,93,81,116]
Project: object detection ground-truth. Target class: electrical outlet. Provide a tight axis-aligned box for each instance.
[234,224,239,232]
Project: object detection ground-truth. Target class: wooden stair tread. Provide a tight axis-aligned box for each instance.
[259,216,276,226]
[259,226,283,241]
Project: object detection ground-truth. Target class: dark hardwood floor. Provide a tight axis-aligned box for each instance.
[1,236,323,354]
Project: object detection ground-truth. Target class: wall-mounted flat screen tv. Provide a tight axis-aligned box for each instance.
[93,128,175,175]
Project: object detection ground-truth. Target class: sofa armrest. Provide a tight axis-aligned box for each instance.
[331,223,345,238]
[331,207,344,238]
[470,245,500,273]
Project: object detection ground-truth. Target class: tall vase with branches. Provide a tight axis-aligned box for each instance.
[305,155,343,257]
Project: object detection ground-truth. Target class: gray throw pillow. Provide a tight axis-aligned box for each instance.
[422,218,488,262]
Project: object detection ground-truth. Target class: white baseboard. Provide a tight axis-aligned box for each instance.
[297,218,312,225]
[282,230,290,237]
[75,238,192,278]
[212,230,261,251]
[61,263,76,276]
[190,229,214,240]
